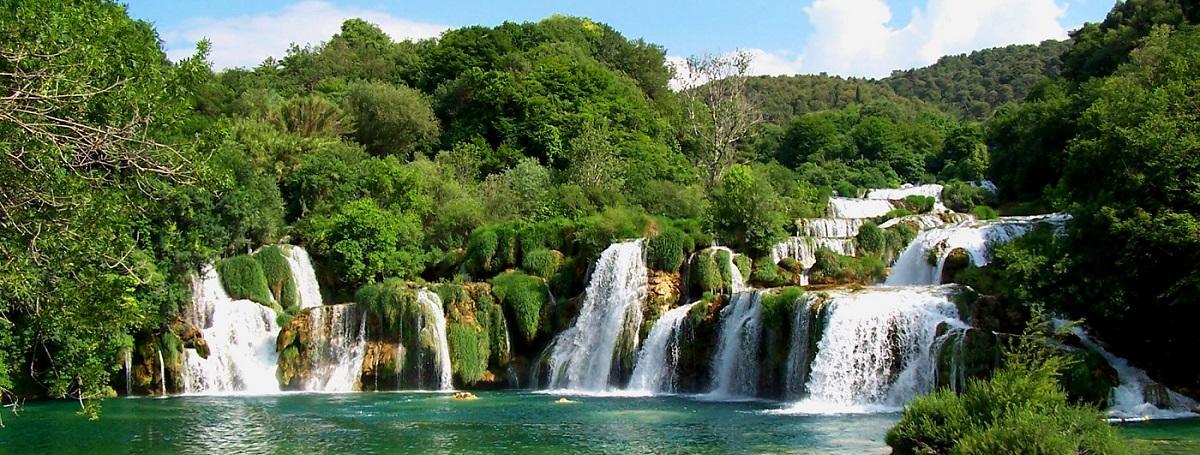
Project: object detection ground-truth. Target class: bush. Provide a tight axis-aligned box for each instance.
[354,279,419,340]
[886,316,1127,455]
[466,227,499,274]
[972,205,999,220]
[733,254,752,283]
[694,252,724,293]
[760,287,804,330]
[904,195,936,214]
[256,246,298,309]
[521,249,560,279]
[574,206,650,259]
[751,257,792,288]
[646,227,687,272]
[856,222,885,256]
[808,249,887,285]
[447,320,490,385]
[941,180,988,213]
[490,271,548,343]
[883,208,913,220]
[217,255,273,306]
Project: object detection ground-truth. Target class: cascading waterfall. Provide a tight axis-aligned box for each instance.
[797,218,865,238]
[1065,324,1197,419]
[546,240,648,392]
[181,266,281,395]
[303,304,368,392]
[784,286,963,413]
[124,349,132,396]
[886,214,1071,286]
[865,184,944,202]
[707,291,764,399]
[627,303,697,394]
[284,245,324,309]
[878,213,974,231]
[416,290,454,391]
[783,296,815,400]
[827,197,895,219]
[158,351,166,396]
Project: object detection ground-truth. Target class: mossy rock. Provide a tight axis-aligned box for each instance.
[940,248,971,284]
[217,255,274,306]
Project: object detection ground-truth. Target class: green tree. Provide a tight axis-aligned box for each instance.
[344,81,440,158]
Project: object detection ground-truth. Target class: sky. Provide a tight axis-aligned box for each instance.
[122,0,1116,79]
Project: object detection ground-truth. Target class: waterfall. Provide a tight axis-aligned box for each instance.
[770,237,857,266]
[627,303,697,394]
[827,197,895,219]
[181,266,281,395]
[886,214,1071,286]
[797,218,865,238]
[878,213,973,231]
[865,184,944,202]
[546,240,648,392]
[303,304,368,392]
[707,291,764,399]
[124,349,132,396]
[284,245,324,309]
[783,296,815,400]
[416,290,453,391]
[785,286,963,413]
[1065,324,1197,419]
[157,350,166,396]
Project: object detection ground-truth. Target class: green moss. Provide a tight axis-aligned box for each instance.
[494,224,519,270]
[883,208,914,220]
[447,320,490,385]
[904,195,936,213]
[355,279,419,342]
[476,297,510,366]
[256,246,299,309]
[694,252,723,293]
[217,255,274,306]
[521,248,560,279]
[466,227,498,274]
[761,287,804,330]
[688,292,717,326]
[973,205,999,220]
[809,249,887,285]
[750,256,794,287]
[645,228,687,272]
[490,271,548,343]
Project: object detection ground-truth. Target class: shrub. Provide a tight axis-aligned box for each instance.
[855,222,885,256]
[217,255,273,306]
[354,279,418,339]
[808,249,886,285]
[466,227,498,274]
[447,320,490,385]
[574,206,650,259]
[886,315,1127,455]
[904,195,936,214]
[646,227,687,272]
[883,208,913,220]
[751,257,792,288]
[972,205,999,220]
[494,224,520,270]
[760,287,804,330]
[490,271,548,343]
[715,249,734,289]
[942,180,986,212]
[521,249,559,279]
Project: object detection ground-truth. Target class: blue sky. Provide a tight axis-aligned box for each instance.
[122,0,1116,78]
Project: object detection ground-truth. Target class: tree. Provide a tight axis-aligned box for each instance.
[676,51,764,186]
[343,81,439,158]
[304,199,427,286]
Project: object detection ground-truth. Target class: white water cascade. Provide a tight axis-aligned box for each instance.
[627,303,697,394]
[416,290,454,391]
[284,245,324,309]
[865,184,944,202]
[303,304,368,392]
[158,351,166,396]
[1066,324,1197,419]
[783,296,815,400]
[546,240,648,392]
[827,197,896,219]
[124,349,132,396]
[784,286,963,413]
[886,214,1072,286]
[181,266,282,395]
[709,246,747,293]
[707,291,764,399]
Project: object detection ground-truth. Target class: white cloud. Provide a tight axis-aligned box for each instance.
[162,1,450,69]
[800,0,1069,78]
[666,48,803,90]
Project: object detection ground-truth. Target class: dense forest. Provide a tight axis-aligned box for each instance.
[1,1,1199,450]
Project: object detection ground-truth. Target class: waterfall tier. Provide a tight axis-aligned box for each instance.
[416,290,454,391]
[302,304,368,392]
[796,218,866,238]
[284,245,324,309]
[546,240,648,392]
[783,296,816,400]
[886,214,1071,286]
[182,266,282,395]
[1066,324,1197,419]
[785,286,964,413]
[707,291,765,399]
[827,197,895,219]
[627,303,697,394]
[865,184,944,202]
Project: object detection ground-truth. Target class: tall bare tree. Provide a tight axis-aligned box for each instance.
[675,50,763,187]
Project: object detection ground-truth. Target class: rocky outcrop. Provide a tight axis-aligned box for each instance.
[275,310,314,390]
